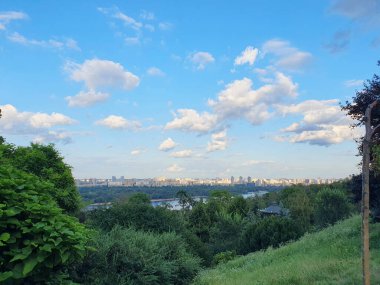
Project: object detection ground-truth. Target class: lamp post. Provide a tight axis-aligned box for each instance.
[362,100,380,285]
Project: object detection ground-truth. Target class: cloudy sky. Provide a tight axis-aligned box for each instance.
[1,0,379,179]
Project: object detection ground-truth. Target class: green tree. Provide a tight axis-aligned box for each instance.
[0,166,89,283]
[314,188,352,228]
[0,142,80,214]
[72,226,201,285]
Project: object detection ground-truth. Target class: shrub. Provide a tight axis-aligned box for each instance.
[0,166,90,283]
[240,216,301,254]
[72,226,201,285]
[314,188,352,228]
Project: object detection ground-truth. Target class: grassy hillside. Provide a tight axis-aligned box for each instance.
[193,216,380,285]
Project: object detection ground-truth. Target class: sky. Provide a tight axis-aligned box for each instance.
[0,0,379,179]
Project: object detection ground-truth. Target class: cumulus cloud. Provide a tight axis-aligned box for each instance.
[207,130,228,152]
[234,46,259,66]
[65,59,139,107]
[262,39,312,71]
[0,104,76,132]
[0,11,27,30]
[165,109,218,133]
[65,90,110,107]
[188,51,215,70]
[165,71,298,133]
[33,131,73,145]
[95,115,142,130]
[65,59,140,90]
[0,104,76,143]
[276,99,360,146]
[158,138,177,151]
[167,164,184,172]
[147,67,165,77]
[170,149,193,158]
[209,72,298,124]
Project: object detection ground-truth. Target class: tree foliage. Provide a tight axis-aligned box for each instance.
[0,166,89,284]
[72,226,201,285]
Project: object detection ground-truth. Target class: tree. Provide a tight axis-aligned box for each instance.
[176,190,195,210]
[0,166,89,283]
[72,226,201,285]
[314,188,351,228]
[0,142,80,214]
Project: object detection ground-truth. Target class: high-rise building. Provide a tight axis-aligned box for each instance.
[247,176,252,183]
[239,176,243,184]
[230,176,235,184]
[112,176,116,182]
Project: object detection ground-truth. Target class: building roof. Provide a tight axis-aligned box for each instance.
[259,203,289,216]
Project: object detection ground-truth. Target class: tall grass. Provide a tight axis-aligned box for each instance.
[193,215,380,285]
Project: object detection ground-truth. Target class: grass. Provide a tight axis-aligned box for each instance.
[193,215,380,285]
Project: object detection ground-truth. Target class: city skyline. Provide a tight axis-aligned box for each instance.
[1,0,380,178]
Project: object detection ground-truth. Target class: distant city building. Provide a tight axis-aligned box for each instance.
[112,176,116,182]
[238,176,243,184]
[247,176,252,183]
[230,176,235,184]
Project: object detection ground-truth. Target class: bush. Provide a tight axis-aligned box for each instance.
[240,216,301,254]
[0,143,80,214]
[314,188,352,228]
[72,226,201,285]
[212,251,237,266]
[0,166,90,283]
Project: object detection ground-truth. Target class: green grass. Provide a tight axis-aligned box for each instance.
[193,216,380,285]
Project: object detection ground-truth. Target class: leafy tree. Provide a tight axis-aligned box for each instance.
[314,188,352,228]
[227,196,249,217]
[72,226,201,285]
[208,212,245,254]
[240,216,301,254]
[0,165,89,283]
[0,142,80,214]
[176,190,195,210]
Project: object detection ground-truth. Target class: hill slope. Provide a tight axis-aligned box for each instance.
[193,216,380,285]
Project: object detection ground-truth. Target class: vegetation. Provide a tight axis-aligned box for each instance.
[193,215,380,285]
[0,142,89,283]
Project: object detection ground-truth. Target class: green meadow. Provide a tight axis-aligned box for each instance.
[194,215,380,285]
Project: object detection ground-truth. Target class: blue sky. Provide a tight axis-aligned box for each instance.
[0,0,379,179]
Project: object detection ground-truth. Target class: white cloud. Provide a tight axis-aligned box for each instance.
[114,12,142,30]
[65,90,110,107]
[207,130,228,152]
[165,109,218,133]
[0,11,27,30]
[158,22,173,31]
[125,36,140,45]
[7,32,80,50]
[276,99,361,146]
[262,39,312,71]
[344,79,364,87]
[209,72,298,125]
[242,160,275,166]
[140,10,155,20]
[167,164,184,172]
[33,131,73,145]
[147,67,165,77]
[234,46,259,66]
[189,51,215,70]
[131,149,145,155]
[0,104,76,132]
[0,104,76,143]
[158,138,177,151]
[165,71,298,133]
[65,59,140,90]
[170,149,193,158]
[95,115,142,130]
